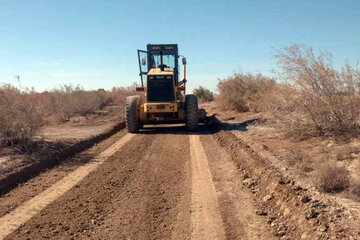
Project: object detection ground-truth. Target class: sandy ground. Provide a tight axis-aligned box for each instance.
[1,121,360,239]
[0,125,280,240]
[42,122,117,142]
[203,102,360,201]
[0,110,121,185]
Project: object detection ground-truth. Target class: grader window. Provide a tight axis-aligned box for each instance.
[150,54,176,69]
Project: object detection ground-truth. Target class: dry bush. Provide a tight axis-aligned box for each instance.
[0,84,44,150]
[0,83,135,151]
[269,45,360,138]
[193,86,214,102]
[317,163,350,192]
[217,73,276,112]
[286,149,314,173]
[350,183,360,200]
[105,85,137,107]
[43,85,109,122]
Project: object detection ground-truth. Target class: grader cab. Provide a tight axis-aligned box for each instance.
[125,44,204,133]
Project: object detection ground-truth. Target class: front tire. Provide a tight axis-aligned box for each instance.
[185,94,198,131]
[125,96,140,133]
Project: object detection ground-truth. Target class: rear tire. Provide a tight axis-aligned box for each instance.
[125,96,140,133]
[185,94,198,131]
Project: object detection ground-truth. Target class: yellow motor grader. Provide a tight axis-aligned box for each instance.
[125,44,205,133]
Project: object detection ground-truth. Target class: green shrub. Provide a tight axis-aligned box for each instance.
[193,86,214,102]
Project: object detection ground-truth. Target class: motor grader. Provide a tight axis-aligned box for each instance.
[125,44,205,133]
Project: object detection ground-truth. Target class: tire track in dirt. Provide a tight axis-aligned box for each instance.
[93,132,191,240]
[1,126,310,240]
[5,131,191,240]
[0,129,128,219]
[0,133,135,240]
[189,134,226,240]
[200,134,275,240]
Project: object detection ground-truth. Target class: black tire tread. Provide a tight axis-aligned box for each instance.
[185,94,198,131]
[125,96,140,133]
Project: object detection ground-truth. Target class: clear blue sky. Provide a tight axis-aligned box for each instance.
[0,0,359,92]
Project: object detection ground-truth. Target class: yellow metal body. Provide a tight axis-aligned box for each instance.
[144,102,178,113]
[137,68,186,123]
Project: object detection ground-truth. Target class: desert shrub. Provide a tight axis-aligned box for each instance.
[286,149,314,173]
[270,45,360,137]
[0,84,44,150]
[106,84,137,107]
[350,183,360,201]
[217,73,276,112]
[44,85,109,122]
[0,83,135,150]
[193,86,214,102]
[317,164,350,192]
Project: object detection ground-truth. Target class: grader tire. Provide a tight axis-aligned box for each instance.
[125,96,140,133]
[185,94,198,131]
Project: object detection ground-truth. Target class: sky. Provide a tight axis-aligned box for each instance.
[0,0,359,92]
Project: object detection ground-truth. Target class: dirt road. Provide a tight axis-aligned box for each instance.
[0,125,357,239]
